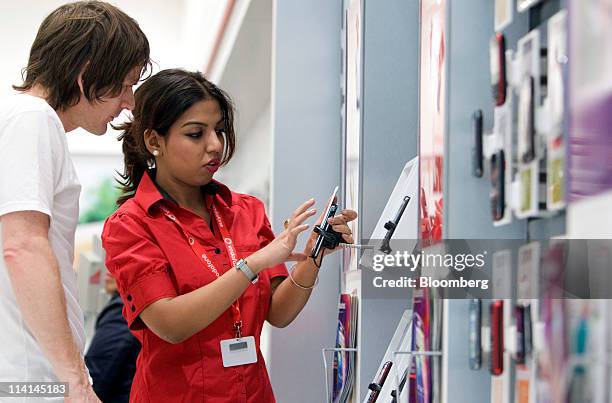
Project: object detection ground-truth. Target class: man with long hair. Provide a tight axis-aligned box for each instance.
[0,2,151,401]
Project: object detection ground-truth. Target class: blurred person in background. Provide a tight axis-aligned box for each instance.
[101,68,357,402]
[0,2,150,402]
[86,273,140,403]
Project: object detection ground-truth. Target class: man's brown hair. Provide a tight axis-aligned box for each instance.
[13,1,152,110]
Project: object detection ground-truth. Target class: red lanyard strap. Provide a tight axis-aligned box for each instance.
[158,203,243,337]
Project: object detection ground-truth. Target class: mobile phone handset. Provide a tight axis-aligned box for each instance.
[310,186,342,262]
[490,300,504,376]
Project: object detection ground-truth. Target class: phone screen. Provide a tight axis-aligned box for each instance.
[515,305,526,364]
[323,186,339,222]
[472,110,483,177]
[490,150,505,221]
[309,186,339,259]
[469,299,482,370]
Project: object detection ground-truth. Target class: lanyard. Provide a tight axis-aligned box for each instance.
[159,201,244,338]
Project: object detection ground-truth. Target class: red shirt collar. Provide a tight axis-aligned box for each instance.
[134,170,233,214]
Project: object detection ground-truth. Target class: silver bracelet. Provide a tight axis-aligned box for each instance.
[287,265,319,290]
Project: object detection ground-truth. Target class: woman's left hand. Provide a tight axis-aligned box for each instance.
[304,203,358,258]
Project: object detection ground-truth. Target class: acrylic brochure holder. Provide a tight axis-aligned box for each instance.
[354,309,443,403]
[322,347,359,403]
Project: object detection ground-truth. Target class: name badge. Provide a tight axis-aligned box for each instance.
[220,336,258,367]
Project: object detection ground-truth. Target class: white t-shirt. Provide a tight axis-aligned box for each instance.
[0,94,85,401]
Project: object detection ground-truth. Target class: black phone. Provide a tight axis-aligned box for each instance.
[472,110,484,177]
[515,305,526,364]
[309,186,340,260]
[490,150,506,221]
[519,76,536,163]
[524,304,533,359]
[490,33,507,106]
[469,299,482,370]
[379,196,410,254]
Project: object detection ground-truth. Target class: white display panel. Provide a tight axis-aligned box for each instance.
[360,157,419,270]
[342,0,363,273]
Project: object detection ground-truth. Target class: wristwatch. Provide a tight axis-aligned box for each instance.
[236,258,258,283]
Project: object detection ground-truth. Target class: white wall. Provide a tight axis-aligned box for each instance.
[267,1,343,402]
[214,0,273,201]
[218,102,272,204]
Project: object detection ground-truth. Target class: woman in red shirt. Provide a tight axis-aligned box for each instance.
[101,69,356,402]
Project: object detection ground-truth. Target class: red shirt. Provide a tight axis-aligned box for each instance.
[101,171,287,403]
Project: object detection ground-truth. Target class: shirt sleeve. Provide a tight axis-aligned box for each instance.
[0,111,57,218]
[250,197,289,280]
[101,212,178,330]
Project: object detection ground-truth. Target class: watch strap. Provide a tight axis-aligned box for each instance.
[236,258,258,283]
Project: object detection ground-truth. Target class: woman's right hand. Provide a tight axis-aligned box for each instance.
[247,199,316,273]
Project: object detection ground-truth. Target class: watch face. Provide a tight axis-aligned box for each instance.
[237,259,258,282]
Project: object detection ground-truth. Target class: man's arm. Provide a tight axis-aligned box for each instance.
[1,211,99,402]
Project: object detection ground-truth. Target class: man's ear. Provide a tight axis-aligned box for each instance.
[77,61,91,95]
[144,129,163,154]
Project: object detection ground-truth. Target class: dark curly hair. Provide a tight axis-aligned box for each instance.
[115,69,236,205]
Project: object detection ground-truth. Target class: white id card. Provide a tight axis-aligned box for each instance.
[220,336,257,367]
